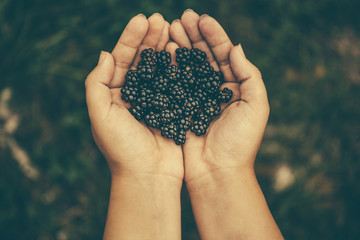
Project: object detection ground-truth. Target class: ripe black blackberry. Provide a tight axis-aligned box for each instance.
[138,62,154,81]
[141,48,156,67]
[137,88,154,108]
[171,103,184,116]
[160,109,175,125]
[161,123,177,139]
[155,50,171,69]
[125,70,140,87]
[122,47,233,145]
[180,70,196,89]
[175,47,192,66]
[190,113,210,136]
[152,75,168,93]
[196,62,214,77]
[219,88,233,102]
[168,84,186,102]
[164,65,180,81]
[151,92,169,111]
[203,98,221,117]
[191,48,206,65]
[177,117,191,131]
[192,87,208,103]
[183,97,200,116]
[145,112,161,128]
[121,86,138,103]
[174,128,186,145]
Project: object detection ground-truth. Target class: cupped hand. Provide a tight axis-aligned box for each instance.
[85,13,183,181]
[169,10,270,184]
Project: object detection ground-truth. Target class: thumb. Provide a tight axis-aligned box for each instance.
[85,51,115,122]
[230,45,269,112]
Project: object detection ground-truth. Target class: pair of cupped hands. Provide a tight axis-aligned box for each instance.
[85,10,269,188]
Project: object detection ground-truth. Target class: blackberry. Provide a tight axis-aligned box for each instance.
[137,88,154,108]
[203,73,221,93]
[160,109,175,125]
[176,47,192,66]
[151,92,169,110]
[129,105,144,120]
[164,65,181,81]
[172,103,184,117]
[125,70,140,87]
[218,88,233,103]
[155,50,171,69]
[121,86,138,103]
[180,70,196,89]
[196,62,214,77]
[145,112,161,128]
[183,97,200,116]
[161,123,177,139]
[191,48,207,65]
[138,62,154,81]
[174,128,186,145]
[192,87,208,103]
[122,47,230,144]
[191,113,210,136]
[141,48,156,67]
[168,84,186,102]
[153,75,168,93]
[203,98,221,117]
[177,117,191,131]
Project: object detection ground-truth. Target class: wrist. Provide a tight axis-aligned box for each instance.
[186,166,256,196]
[104,172,182,240]
[111,172,183,192]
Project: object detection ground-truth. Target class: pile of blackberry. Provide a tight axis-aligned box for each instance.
[121,47,233,145]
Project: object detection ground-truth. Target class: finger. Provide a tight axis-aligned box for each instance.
[180,10,219,71]
[165,42,180,65]
[198,15,236,82]
[131,13,165,68]
[169,19,192,49]
[110,14,149,88]
[230,45,269,112]
[85,51,115,122]
[156,21,170,51]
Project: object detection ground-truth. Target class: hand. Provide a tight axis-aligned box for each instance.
[85,13,183,183]
[169,10,269,184]
[86,14,183,240]
[169,11,283,240]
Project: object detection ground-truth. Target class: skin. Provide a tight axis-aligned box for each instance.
[169,10,284,240]
[85,13,182,240]
[85,10,283,240]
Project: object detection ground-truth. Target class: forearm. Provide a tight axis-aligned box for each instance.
[103,173,182,240]
[187,167,283,240]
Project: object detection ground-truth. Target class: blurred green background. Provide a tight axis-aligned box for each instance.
[1,0,360,239]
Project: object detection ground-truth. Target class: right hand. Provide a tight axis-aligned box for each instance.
[85,13,184,183]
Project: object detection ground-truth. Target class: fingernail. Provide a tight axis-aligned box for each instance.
[137,13,146,17]
[172,19,180,24]
[184,9,194,13]
[200,14,209,19]
[98,51,106,65]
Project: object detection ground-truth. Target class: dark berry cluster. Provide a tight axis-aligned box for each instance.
[121,47,233,145]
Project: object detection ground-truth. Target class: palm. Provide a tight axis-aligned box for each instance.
[86,14,183,180]
[169,10,269,182]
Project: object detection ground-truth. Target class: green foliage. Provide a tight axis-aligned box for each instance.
[1,0,359,239]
